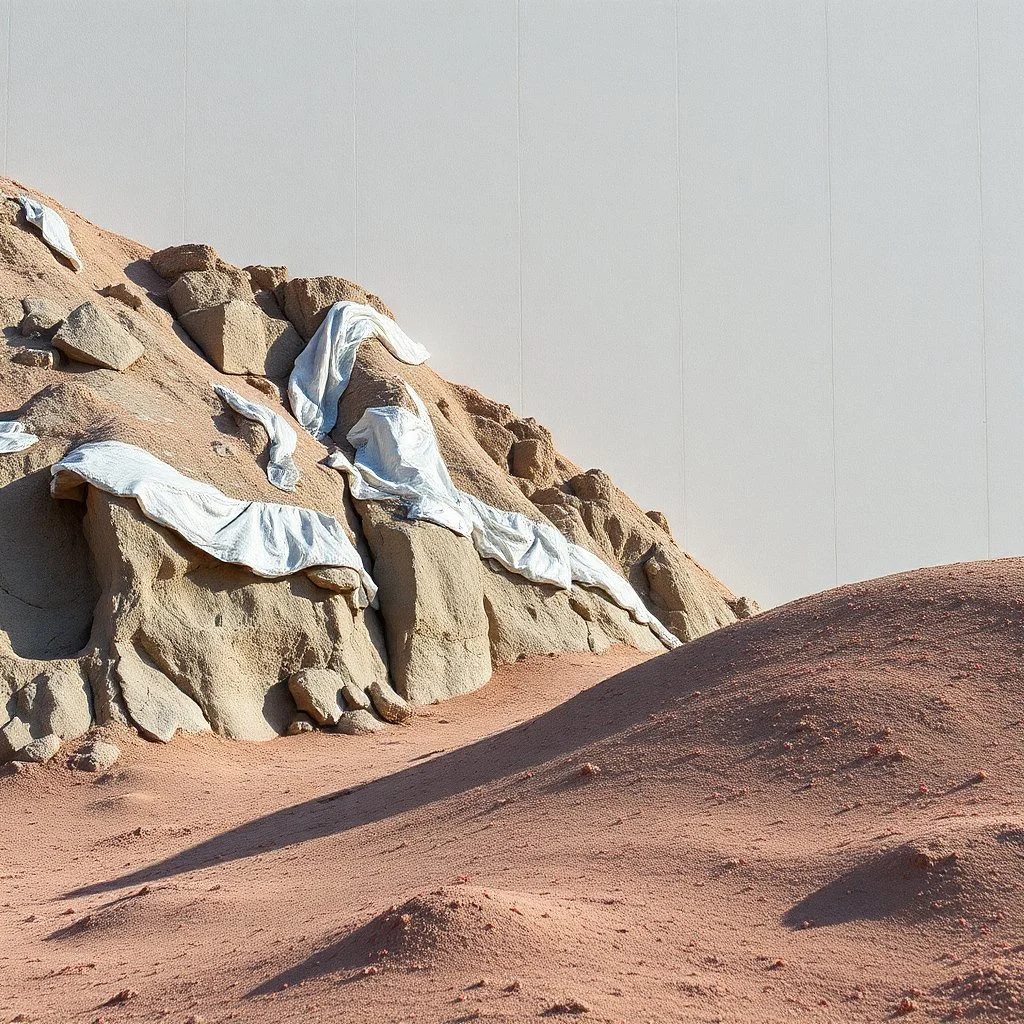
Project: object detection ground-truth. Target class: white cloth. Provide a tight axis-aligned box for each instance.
[51,440,376,605]
[19,195,82,271]
[214,384,299,492]
[0,421,38,454]
[327,386,679,648]
[288,301,430,440]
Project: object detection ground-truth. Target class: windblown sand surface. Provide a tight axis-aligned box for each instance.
[5,559,1024,1022]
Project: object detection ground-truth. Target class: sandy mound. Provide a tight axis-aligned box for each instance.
[4,564,1024,1020]
[268,885,613,986]
[0,179,748,762]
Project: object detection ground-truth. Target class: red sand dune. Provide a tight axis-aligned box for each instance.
[4,558,1024,1022]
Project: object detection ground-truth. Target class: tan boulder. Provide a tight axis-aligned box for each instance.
[149,243,219,280]
[12,346,63,369]
[167,268,252,318]
[569,469,614,503]
[16,669,92,741]
[643,544,736,642]
[336,708,385,735]
[511,436,555,488]
[481,563,663,665]
[367,678,412,723]
[99,281,146,311]
[472,415,516,468]
[179,299,305,377]
[52,301,144,371]
[0,716,31,760]
[288,668,347,726]
[645,509,673,537]
[14,732,61,764]
[245,264,288,292]
[276,275,395,340]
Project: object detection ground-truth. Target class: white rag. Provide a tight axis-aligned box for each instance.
[288,301,430,440]
[19,195,82,271]
[0,420,38,454]
[327,386,679,649]
[51,440,376,605]
[214,384,300,492]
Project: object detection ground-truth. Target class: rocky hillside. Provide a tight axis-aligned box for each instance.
[0,179,750,762]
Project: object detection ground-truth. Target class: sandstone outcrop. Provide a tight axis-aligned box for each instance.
[0,180,752,762]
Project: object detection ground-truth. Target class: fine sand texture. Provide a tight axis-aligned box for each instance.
[5,559,1024,1022]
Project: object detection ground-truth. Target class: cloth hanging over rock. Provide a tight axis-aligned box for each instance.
[19,195,82,271]
[52,440,376,604]
[327,386,679,649]
[0,420,38,453]
[213,384,300,491]
[288,301,430,440]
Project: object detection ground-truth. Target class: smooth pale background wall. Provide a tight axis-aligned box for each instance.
[1,0,1021,608]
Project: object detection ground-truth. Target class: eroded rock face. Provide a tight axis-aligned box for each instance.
[82,491,389,741]
[358,505,492,706]
[0,182,750,761]
[179,299,304,377]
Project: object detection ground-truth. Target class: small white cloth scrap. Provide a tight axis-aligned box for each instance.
[19,195,83,271]
[51,440,376,605]
[0,420,38,454]
[288,300,429,440]
[328,385,679,649]
[214,384,300,492]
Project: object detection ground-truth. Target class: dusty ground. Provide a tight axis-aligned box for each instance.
[5,559,1024,1023]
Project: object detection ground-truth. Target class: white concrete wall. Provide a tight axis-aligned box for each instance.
[2,0,1021,608]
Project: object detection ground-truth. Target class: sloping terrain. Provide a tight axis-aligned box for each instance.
[4,559,1024,1021]
[0,178,747,759]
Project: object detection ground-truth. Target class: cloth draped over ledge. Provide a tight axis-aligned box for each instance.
[287,300,430,440]
[51,440,377,605]
[327,385,680,649]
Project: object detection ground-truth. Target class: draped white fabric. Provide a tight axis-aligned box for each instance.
[214,384,299,492]
[52,440,376,604]
[0,421,38,454]
[19,195,82,271]
[327,386,679,648]
[287,301,429,440]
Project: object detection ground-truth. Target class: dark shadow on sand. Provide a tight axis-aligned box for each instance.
[62,645,710,901]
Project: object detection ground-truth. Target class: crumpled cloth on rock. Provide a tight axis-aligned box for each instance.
[51,440,376,605]
[326,386,679,649]
[0,421,38,454]
[288,300,429,440]
[214,384,299,491]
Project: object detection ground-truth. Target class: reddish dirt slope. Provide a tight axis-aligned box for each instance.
[4,559,1024,1022]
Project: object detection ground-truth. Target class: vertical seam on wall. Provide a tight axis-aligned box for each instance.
[3,1,11,178]
[975,0,992,557]
[824,0,839,587]
[674,0,686,546]
[352,0,359,278]
[181,0,188,241]
[515,0,524,413]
